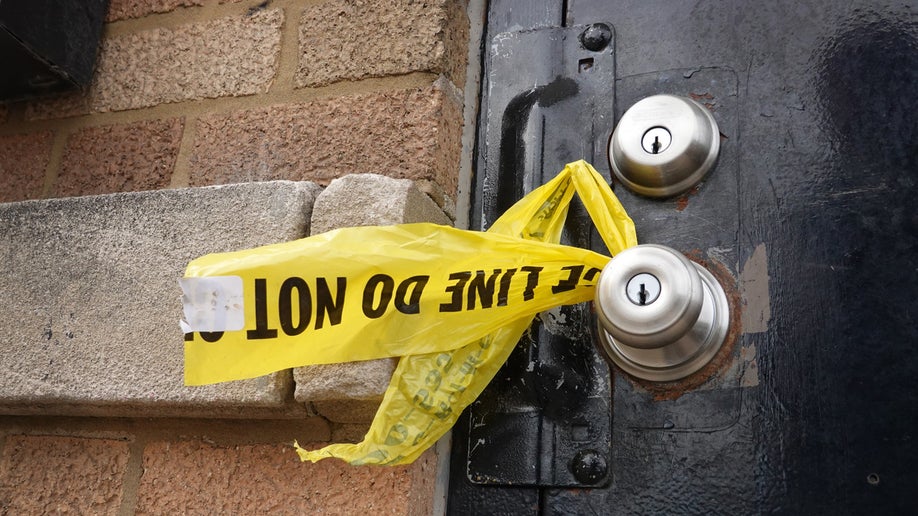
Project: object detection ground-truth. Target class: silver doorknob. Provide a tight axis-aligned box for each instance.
[608,94,720,197]
[594,244,730,382]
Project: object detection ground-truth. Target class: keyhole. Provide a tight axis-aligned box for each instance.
[641,127,672,154]
[626,273,661,306]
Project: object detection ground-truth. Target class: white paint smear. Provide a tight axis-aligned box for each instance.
[179,276,245,332]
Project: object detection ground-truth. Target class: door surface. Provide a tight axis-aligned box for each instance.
[449,0,918,514]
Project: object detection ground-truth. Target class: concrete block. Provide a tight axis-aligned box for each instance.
[331,423,370,443]
[297,0,469,88]
[56,118,183,197]
[188,82,464,206]
[26,8,282,119]
[137,440,436,514]
[297,360,397,407]
[0,180,321,417]
[310,173,451,232]
[0,132,53,203]
[0,435,129,515]
[312,399,385,424]
[295,173,448,422]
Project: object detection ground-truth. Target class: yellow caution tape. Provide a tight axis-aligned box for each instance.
[182,160,637,465]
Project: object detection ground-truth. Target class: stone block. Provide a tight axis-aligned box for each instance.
[312,399,385,424]
[0,132,53,203]
[136,440,437,514]
[298,0,469,88]
[27,8,282,119]
[188,81,464,207]
[0,435,129,515]
[297,360,397,407]
[56,118,183,197]
[331,423,370,443]
[0,181,321,417]
[295,173,448,422]
[309,173,451,232]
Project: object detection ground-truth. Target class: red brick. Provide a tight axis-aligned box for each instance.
[298,0,469,88]
[28,9,283,119]
[136,440,437,514]
[0,132,53,203]
[106,0,204,22]
[189,83,463,201]
[56,118,183,197]
[0,435,129,515]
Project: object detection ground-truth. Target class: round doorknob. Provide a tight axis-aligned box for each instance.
[608,94,720,197]
[594,244,730,382]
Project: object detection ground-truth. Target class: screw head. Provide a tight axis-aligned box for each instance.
[580,23,612,52]
[570,449,608,484]
[626,273,661,306]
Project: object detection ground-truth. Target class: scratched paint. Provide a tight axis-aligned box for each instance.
[738,343,759,387]
[739,243,770,333]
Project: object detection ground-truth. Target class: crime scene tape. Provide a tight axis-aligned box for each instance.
[181,160,637,465]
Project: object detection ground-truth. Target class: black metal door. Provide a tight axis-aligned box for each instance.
[449,0,918,513]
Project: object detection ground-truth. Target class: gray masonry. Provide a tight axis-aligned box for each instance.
[0,175,449,422]
[0,181,320,417]
[294,174,450,422]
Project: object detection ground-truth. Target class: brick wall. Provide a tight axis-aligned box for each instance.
[0,0,467,214]
[0,417,437,514]
[0,0,472,513]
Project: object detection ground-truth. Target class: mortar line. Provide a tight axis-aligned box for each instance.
[104,0,324,37]
[169,116,198,189]
[0,72,438,138]
[272,0,307,94]
[40,125,75,198]
[117,436,146,516]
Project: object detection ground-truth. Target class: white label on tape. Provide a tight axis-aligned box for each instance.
[179,276,245,332]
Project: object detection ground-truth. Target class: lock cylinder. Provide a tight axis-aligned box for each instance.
[594,244,730,382]
[608,94,720,197]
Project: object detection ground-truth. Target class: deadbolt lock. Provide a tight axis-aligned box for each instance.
[608,94,720,198]
[594,244,730,382]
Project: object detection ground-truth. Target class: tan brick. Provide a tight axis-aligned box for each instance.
[0,132,53,203]
[106,0,204,22]
[27,9,283,119]
[298,0,469,88]
[0,435,129,515]
[136,440,437,514]
[55,118,183,197]
[189,82,463,203]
